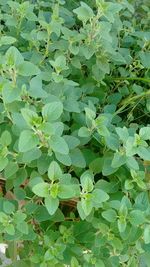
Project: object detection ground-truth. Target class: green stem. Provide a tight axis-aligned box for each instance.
[112,76,150,83]
[115,90,150,115]
[8,241,17,262]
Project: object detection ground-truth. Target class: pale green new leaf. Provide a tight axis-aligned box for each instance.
[48,161,62,181]
[45,196,59,215]
[32,182,49,197]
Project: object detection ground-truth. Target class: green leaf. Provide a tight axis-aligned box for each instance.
[92,189,109,206]
[129,210,145,226]
[70,148,86,168]
[144,225,150,244]
[63,135,80,150]
[17,61,40,76]
[32,182,49,197]
[0,157,8,172]
[139,127,150,140]
[5,46,24,66]
[102,209,117,222]
[4,161,18,178]
[85,107,96,128]
[0,212,8,223]
[42,102,63,122]
[118,219,126,233]
[81,197,93,216]
[29,75,47,98]
[55,152,72,166]
[89,158,103,174]
[13,212,27,224]
[58,184,79,199]
[0,36,16,46]
[105,134,120,151]
[50,183,59,198]
[22,148,41,163]
[14,187,26,200]
[18,130,39,152]
[125,179,134,190]
[5,224,15,235]
[95,260,105,267]
[37,154,51,175]
[0,131,12,146]
[3,201,15,214]
[111,152,126,168]
[137,146,150,161]
[45,196,59,215]
[21,108,39,127]
[119,204,128,218]
[126,157,139,170]
[17,221,28,235]
[80,170,94,192]
[50,55,68,71]
[71,257,80,267]
[49,135,69,155]
[77,201,86,220]
[73,2,94,23]
[136,179,147,190]
[2,83,21,103]
[78,127,91,138]
[48,161,62,181]
[102,155,118,176]
[139,51,150,68]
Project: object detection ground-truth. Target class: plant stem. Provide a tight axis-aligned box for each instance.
[9,241,17,262]
[115,90,150,115]
[112,76,150,83]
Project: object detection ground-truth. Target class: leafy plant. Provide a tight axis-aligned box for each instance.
[0,0,149,266]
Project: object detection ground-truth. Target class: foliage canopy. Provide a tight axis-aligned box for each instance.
[0,0,150,266]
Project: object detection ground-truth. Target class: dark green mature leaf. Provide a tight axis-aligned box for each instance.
[73,2,94,23]
[0,131,12,146]
[70,148,86,168]
[92,189,109,206]
[137,147,150,161]
[5,46,24,66]
[3,201,15,214]
[144,225,150,244]
[139,51,150,68]
[129,210,145,226]
[89,158,103,174]
[17,62,40,76]
[4,161,18,178]
[18,130,39,152]
[102,155,118,176]
[0,36,16,46]
[0,157,8,172]
[102,209,117,222]
[49,135,69,155]
[111,152,126,168]
[42,102,63,122]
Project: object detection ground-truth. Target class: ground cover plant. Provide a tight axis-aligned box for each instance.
[0,0,150,266]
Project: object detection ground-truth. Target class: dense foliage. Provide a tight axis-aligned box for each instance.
[0,0,150,266]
